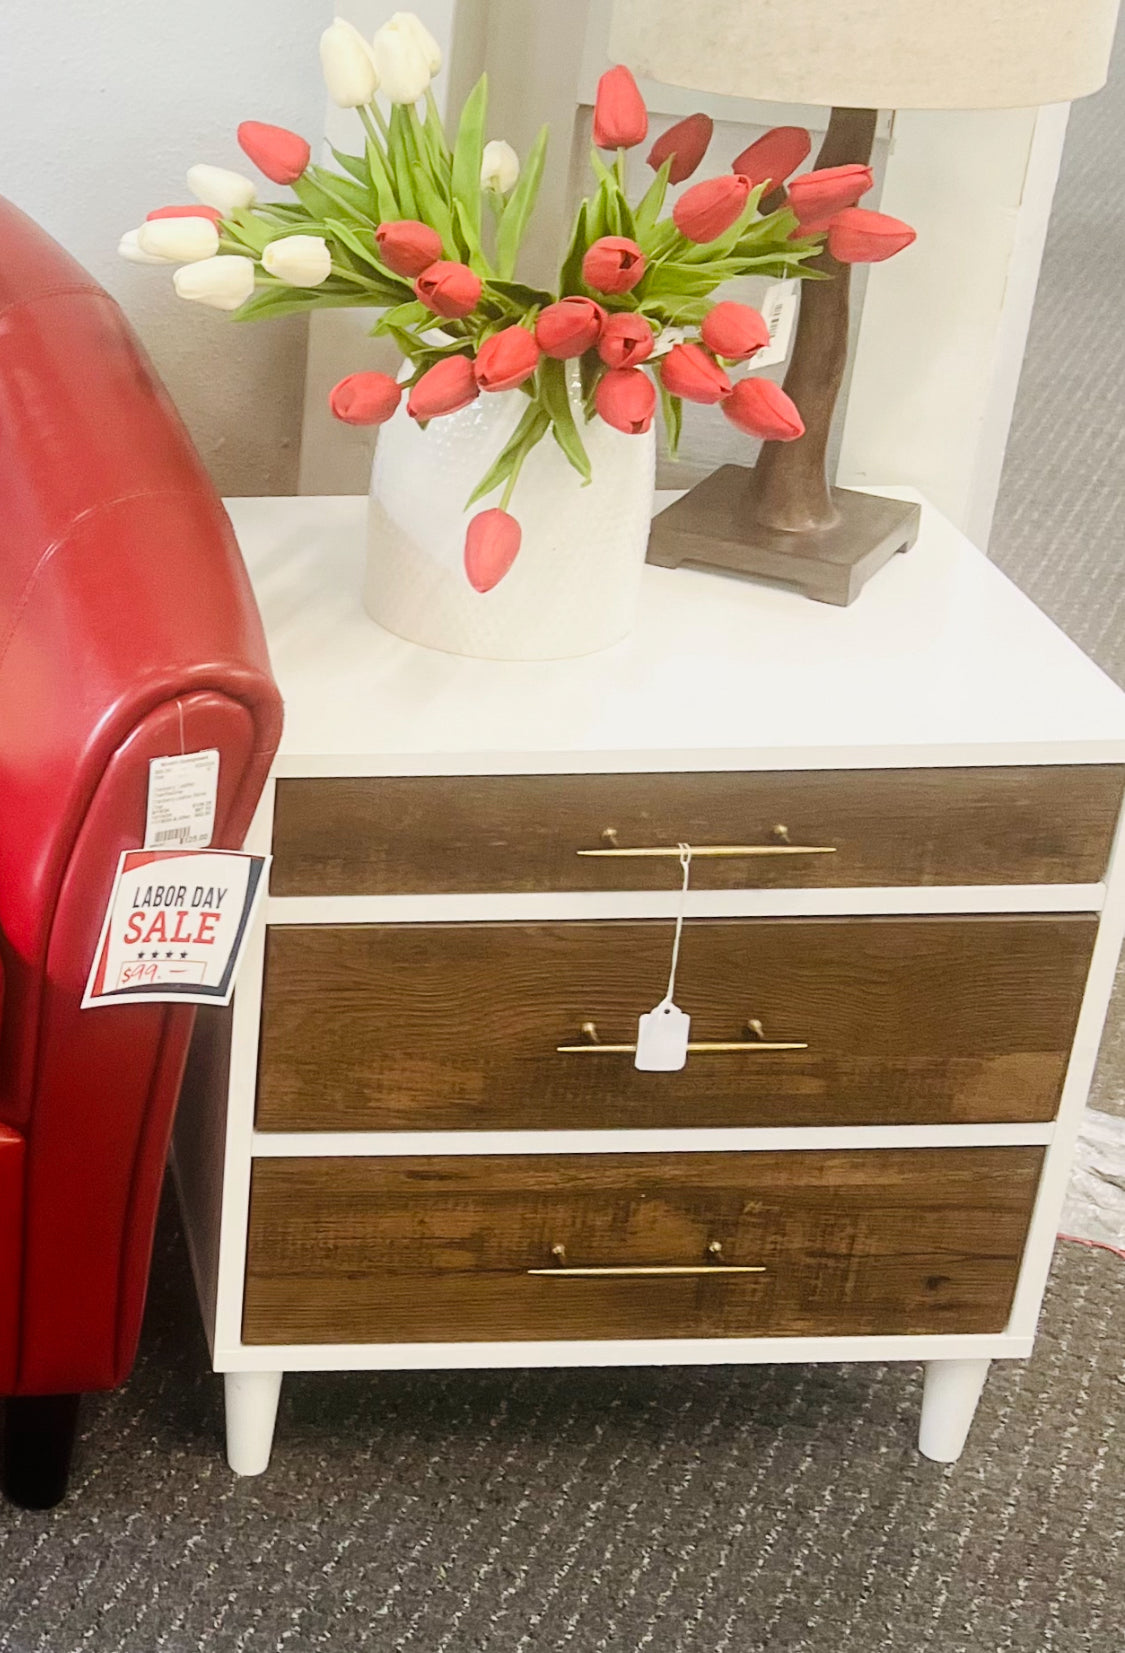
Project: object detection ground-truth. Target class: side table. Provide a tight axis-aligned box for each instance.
[173,490,1125,1473]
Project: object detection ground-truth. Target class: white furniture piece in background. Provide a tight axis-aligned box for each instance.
[173,490,1125,1474]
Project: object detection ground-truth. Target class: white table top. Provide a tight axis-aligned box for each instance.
[226,491,1125,778]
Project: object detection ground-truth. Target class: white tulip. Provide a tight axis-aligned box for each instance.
[319,17,379,108]
[371,14,432,104]
[390,11,442,74]
[481,140,519,194]
[137,216,220,263]
[118,227,168,265]
[173,255,256,312]
[186,164,257,216]
[262,234,332,288]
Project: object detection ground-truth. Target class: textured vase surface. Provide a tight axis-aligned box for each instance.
[365,383,656,661]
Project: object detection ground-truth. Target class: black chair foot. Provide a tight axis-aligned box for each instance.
[2,1393,82,1509]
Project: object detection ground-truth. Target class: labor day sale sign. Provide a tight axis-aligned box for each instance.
[83,848,269,1008]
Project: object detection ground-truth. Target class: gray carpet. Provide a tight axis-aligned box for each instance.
[5,38,1125,1653]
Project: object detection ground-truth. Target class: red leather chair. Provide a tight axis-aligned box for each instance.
[0,199,282,1507]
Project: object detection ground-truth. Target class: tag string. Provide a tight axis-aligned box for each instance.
[176,698,186,757]
[660,843,692,1007]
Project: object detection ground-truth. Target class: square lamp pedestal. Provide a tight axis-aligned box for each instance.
[646,466,922,606]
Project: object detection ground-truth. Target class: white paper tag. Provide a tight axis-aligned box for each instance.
[82,847,269,1008]
[752,280,800,369]
[145,749,219,850]
[635,1003,691,1071]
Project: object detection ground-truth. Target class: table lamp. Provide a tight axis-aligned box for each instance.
[613,0,1121,603]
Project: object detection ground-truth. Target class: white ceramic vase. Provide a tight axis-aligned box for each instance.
[364,379,656,661]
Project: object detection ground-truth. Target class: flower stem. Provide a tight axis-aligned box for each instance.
[615,147,627,192]
[500,439,532,511]
[358,105,382,149]
[369,100,391,141]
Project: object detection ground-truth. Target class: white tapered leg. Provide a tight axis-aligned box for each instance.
[224,1371,283,1476]
[918,1358,991,1462]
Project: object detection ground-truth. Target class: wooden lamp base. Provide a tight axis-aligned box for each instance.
[646,465,921,607]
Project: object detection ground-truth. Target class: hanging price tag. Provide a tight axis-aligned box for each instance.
[635,844,692,1073]
[145,749,219,849]
[752,280,800,370]
[635,1003,692,1071]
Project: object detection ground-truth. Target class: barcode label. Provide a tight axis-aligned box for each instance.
[144,749,220,851]
[152,826,194,844]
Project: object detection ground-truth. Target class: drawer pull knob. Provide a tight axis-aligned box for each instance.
[577,834,836,859]
[529,1240,765,1278]
[558,1019,807,1055]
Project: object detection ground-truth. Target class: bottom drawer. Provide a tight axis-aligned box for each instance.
[243,1148,1042,1345]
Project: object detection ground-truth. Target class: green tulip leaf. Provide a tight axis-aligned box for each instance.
[495,124,549,280]
[373,299,434,335]
[330,147,370,185]
[311,163,377,222]
[538,356,591,484]
[364,136,401,223]
[657,381,683,457]
[466,401,551,506]
[387,106,420,219]
[559,199,589,296]
[487,277,555,310]
[451,73,488,258]
[634,158,673,237]
[230,284,379,323]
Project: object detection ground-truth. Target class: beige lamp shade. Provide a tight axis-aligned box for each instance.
[610,0,1120,110]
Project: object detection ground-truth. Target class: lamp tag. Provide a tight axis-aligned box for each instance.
[145,749,219,849]
[753,280,800,370]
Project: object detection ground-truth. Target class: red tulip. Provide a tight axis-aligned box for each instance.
[237,120,311,186]
[672,173,751,244]
[407,355,479,421]
[722,378,804,441]
[595,368,656,435]
[535,297,606,360]
[581,236,646,295]
[464,509,521,593]
[328,371,402,426]
[647,113,713,185]
[376,219,444,278]
[147,204,223,224]
[659,343,732,405]
[597,312,655,368]
[474,326,541,392]
[414,259,482,319]
[828,207,916,264]
[732,127,811,195]
[787,164,873,234]
[592,65,648,150]
[701,301,770,363]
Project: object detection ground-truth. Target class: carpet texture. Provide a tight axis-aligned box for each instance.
[4,34,1125,1653]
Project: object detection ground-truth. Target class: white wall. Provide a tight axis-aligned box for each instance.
[0,1,329,494]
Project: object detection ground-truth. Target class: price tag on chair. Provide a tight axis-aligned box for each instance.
[82,847,269,1008]
[144,749,220,849]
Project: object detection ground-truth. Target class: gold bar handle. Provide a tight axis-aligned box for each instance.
[557,1019,807,1054]
[578,824,836,859]
[529,1241,765,1278]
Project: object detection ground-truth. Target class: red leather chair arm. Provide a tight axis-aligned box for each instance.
[0,198,283,1394]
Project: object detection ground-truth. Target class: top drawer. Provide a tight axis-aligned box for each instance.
[270,766,1123,896]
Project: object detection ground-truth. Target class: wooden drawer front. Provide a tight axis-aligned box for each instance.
[242,1148,1042,1345]
[269,767,1123,896]
[255,916,1094,1132]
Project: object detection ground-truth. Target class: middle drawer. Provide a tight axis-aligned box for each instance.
[255,915,1094,1132]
